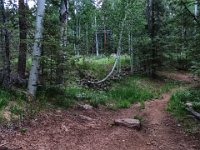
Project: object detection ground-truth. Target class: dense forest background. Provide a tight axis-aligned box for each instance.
[0,0,199,92]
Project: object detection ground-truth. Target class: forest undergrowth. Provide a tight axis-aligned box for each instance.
[0,56,199,133]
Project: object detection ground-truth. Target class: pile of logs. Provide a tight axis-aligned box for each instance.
[78,67,132,90]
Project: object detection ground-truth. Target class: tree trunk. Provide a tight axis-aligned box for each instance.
[116,12,127,74]
[104,29,107,50]
[28,0,46,97]
[18,0,27,79]
[0,0,11,87]
[95,15,99,56]
[74,0,78,55]
[151,2,156,77]
[60,0,68,47]
[194,0,198,34]
[56,0,68,84]
[86,24,89,54]
[195,0,198,17]
[129,32,134,73]
[147,0,157,77]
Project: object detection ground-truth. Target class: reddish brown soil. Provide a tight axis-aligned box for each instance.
[157,71,199,83]
[0,72,199,150]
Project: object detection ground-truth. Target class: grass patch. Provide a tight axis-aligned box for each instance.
[168,88,200,119]
[167,88,188,119]
[108,76,179,109]
[0,89,11,110]
[76,55,130,79]
[63,75,178,109]
[168,87,200,133]
[65,86,108,108]
[0,88,27,123]
[0,88,25,110]
[108,76,154,108]
[37,86,75,109]
[116,100,131,108]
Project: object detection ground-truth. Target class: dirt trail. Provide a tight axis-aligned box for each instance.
[0,72,199,150]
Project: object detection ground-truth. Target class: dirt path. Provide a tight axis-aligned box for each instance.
[0,72,199,150]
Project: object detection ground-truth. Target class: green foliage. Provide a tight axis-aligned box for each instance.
[20,128,28,134]
[158,80,178,93]
[0,88,27,122]
[193,102,200,112]
[63,75,177,109]
[168,87,200,133]
[108,76,156,108]
[43,87,74,109]
[140,101,145,110]
[88,94,108,108]
[168,88,188,119]
[0,89,11,110]
[168,88,200,119]
[65,86,108,107]
[133,115,144,122]
[10,105,24,120]
[116,100,131,109]
[109,80,153,104]
[76,55,130,79]
[109,76,180,109]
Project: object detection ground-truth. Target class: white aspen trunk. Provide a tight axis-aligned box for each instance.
[116,12,127,74]
[78,20,81,38]
[195,0,198,17]
[73,43,76,54]
[128,32,131,55]
[88,6,128,84]
[28,0,46,97]
[194,0,198,34]
[77,19,80,56]
[76,18,80,56]
[181,3,186,60]
[73,30,77,55]
[74,0,79,56]
[95,15,99,56]
[86,24,89,54]
[129,32,134,73]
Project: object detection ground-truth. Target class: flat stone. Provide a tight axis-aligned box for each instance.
[79,115,93,121]
[78,104,93,110]
[114,118,141,130]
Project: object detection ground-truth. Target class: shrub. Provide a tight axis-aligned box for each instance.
[0,89,11,110]
[168,88,200,119]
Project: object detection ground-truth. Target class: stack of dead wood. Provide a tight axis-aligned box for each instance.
[78,67,131,90]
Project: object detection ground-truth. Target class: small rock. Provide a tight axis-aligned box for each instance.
[114,118,141,130]
[56,109,62,113]
[78,104,93,110]
[79,115,93,121]
[61,124,69,132]
[146,142,151,145]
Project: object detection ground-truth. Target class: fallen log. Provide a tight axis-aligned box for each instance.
[186,102,200,120]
